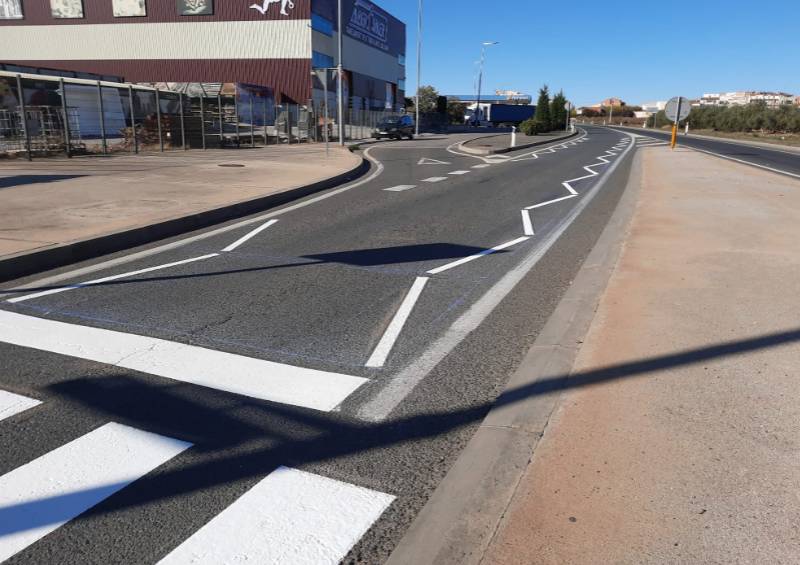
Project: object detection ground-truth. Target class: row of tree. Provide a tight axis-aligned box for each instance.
[650,102,800,133]
[520,86,569,135]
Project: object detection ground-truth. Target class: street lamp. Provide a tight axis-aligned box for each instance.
[415,0,422,136]
[337,0,344,145]
[474,41,498,126]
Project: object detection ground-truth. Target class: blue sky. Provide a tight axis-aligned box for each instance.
[376,0,800,107]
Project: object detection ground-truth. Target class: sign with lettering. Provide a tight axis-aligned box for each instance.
[347,0,389,52]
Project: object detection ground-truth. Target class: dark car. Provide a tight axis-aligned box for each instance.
[373,115,415,140]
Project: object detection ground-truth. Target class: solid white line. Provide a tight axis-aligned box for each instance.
[357,130,637,421]
[1,146,386,297]
[0,310,367,412]
[448,170,470,175]
[426,236,530,276]
[524,194,578,210]
[421,177,448,183]
[0,422,191,563]
[562,181,579,195]
[222,219,279,252]
[365,277,429,368]
[0,390,41,422]
[383,185,417,192]
[157,466,394,565]
[691,147,800,179]
[471,164,491,168]
[7,254,219,304]
[520,210,534,236]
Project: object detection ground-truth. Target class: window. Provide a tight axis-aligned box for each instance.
[178,0,212,15]
[0,0,23,19]
[50,0,84,18]
[113,0,146,17]
[311,12,333,36]
[398,54,406,66]
[398,79,406,91]
[312,51,335,69]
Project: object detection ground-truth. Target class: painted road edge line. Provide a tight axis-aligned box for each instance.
[366,277,430,368]
[157,466,394,565]
[222,219,279,252]
[7,254,219,304]
[521,210,534,236]
[0,422,191,563]
[0,390,41,422]
[0,310,367,412]
[426,237,530,276]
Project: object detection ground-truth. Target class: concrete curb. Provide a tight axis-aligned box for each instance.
[459,130,578,155]
[0,157,370,283]
[385,149,644,565]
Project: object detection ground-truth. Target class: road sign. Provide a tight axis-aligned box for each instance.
[665,96,691,122]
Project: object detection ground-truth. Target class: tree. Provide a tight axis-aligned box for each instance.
[550,90,568,131]
[534,85,551,132]
[446,99,466,125]
[412,85,439,114]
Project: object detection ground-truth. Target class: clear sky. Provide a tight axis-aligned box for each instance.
[376,0,800,107]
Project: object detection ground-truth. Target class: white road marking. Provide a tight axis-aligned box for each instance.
[383,185,417,192]
[0,390,41,422]
[222,219,279,252]
[0,310,367,412]
[426,236,530,276]
[157,466,394,565]
[417,157,451,165]
[421,177,448,183]
[7,254,219,304]
[0,146,387,298]
[471,164,491,169]
[0,422,191,563]
[520,210,534,236]
[358,130,637,421]
[524,194,578,210]
[365,277,429,368]
[689,147,800,179]
[448,170,470,175]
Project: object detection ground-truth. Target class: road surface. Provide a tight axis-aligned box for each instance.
[0,126,635,564]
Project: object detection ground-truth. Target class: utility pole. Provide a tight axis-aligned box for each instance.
[608,103,613,125]
[415,0,422,136]
[474,41,497,126]
[337,0,344,145]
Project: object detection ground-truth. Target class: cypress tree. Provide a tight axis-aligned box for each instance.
[535,85,551,132]
[550,90,568,131]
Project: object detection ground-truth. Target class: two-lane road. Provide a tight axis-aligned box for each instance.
[0,126,636,564]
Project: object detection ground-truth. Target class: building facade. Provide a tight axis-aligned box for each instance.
[698,91,796,109]
[0,0,405,108]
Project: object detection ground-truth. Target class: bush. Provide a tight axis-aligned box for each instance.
[520,118,547,135]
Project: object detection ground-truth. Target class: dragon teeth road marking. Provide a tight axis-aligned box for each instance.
[0,423,191,564]
[426,236,530,276]
[524,194,578,210]
[421,177,448,183]
[7,254,220,304]
[222,218,279,252]
[0,390,41,422]
[383,185,417,192]
[365,276,429,368]
[0,310,367,412]
[157,467,394,565]
[521,210,535,236]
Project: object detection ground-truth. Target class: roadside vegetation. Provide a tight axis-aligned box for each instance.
[520,85,570,135]
[649,102,800,133]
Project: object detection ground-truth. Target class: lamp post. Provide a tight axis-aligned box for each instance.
[474,41,498,126]
[337,0,344,145]
[415,0,422,136]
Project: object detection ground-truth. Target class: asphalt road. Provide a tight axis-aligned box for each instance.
[0,125,635,564]
[609,125,800,179]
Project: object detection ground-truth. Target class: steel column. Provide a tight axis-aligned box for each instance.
[96,81,107,154]
[128,85,138,154]
[155,88,164,152]
[59,78,71,158]
[15,74,31,160]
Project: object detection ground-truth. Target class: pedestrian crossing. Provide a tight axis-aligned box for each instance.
[0,391,395,564]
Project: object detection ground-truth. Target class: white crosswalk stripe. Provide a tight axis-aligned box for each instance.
[158,467,394,565]
[0,390,40,422]
[0,423,192,563]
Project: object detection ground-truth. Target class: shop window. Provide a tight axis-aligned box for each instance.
[312,51,335,69]
[50,0,84,18]
[311,12,333,36]
[113,0,146,17]
[178,0,212,15]
[0,0,24,19]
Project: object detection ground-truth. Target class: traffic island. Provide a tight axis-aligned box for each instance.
[459,129,578,155]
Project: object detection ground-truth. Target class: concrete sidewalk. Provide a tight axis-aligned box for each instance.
[482,146,800,562]
[0,144,363,280]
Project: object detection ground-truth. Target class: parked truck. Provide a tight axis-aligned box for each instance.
[487,104,535,126]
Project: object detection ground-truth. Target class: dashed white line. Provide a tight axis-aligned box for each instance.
[421,177,448,183]
[520,210,534,236]
[448,170,470,175]
[157,467,394,565]
[7,253,220,304]
[365,276,430,368]
[0,390,41,422]
[0,423,191,563]
[472,164,491,169]
[383,185,417,192]
[222,218,279,252]
[0,310,367,412]
[426,236,530,276]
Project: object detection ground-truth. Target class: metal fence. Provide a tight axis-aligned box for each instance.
[1,71,411,159]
